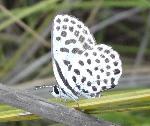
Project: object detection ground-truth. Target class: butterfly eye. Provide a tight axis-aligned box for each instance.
[53,85,59,94]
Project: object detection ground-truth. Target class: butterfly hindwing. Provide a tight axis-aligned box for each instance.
[67,44,122,98]
[52,15,96,99]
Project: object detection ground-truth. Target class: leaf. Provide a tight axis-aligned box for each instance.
[0,88,149,122]
[0,0,57,31]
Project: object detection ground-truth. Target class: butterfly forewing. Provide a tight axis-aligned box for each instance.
[52,15,96,99]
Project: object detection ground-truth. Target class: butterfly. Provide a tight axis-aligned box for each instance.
[51,14,122,100]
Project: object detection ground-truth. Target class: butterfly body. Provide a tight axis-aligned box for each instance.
[51,15,122,99]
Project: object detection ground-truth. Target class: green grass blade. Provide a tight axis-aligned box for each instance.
[0,0,57,31]
[0,88,149,122]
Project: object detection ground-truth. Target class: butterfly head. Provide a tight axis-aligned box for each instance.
[51,85,70,99]
[51,85,61,98]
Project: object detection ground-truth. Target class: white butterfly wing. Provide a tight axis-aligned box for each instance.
[52,15,96,99]
[52,14,122,99]
[68,44,122,98]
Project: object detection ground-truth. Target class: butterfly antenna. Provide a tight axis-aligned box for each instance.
[34,85,53,90]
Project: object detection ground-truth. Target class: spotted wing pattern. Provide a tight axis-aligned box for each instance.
[52,15,96,99]
[68,44,122,98]
[52,14,122,99]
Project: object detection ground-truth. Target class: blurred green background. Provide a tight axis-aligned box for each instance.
[0,0,150,126]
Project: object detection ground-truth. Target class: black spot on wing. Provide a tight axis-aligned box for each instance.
[88,39,93,44]
[104,50,110,54]
[74,30,79,37]
[79,60,84,66]
[92,86,97,91]
[87,81,91,86]
[72,48,83,54]
[74,69,80,75]
[111,84,116,88]
[95,59,100,63]
[100,69,104,73]
[100,54,105,58]
[93,52,97,56]
[84,52,88,57]
[77,24,82,28]
[56,26,60,31]
[76,85,81,90]
[56,18,61,23]
[62,25,67,29]
[65,39,76,45]
[64,18,69,22]
[106,72,110,76]
[83,43,92,50]
[83,29,88,34]
[110,78,116,88]
[60,48,69,53]
[97,75,100,79]
[71,20,76,24]
[68,65,72,71]
[94,67,98,71]
[79,35,85,43]
[87,59,91,64]
[81,77,86,83]
[114,69,120,75]
[111,77,115,84]
[72,76,76,83]
[69,26,74,32]
[106,65,110,69]
[56,37,61,41]
[105,58,109,63]
[97,80,100,85]
[114,61,118,66]
[87,69,92,76]
[110,54,115,59]
[63,60,70,66]
[97,47,103,51]
[104,79,108,84]
[82,89,88,93]
[61,31,67,37]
